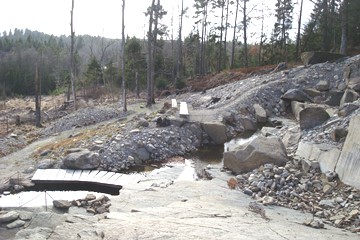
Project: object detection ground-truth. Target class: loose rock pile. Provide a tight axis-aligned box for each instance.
[0,194,110,231]
[53,194,111,215]
[235,159,360,233]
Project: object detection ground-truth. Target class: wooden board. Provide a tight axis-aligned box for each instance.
[171,99,178,108]
[179,102,189,116]
[31,169,142,188]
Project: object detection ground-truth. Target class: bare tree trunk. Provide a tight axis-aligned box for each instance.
[200,2,208,76]
[121,0,127,112]
[339,0,348,55]
[295,0,304,58]
[217,0,225,73]
[135,71,140,98]
[258,7,264,65]
[35,63,41,127]
[146,0,155,107]
[70,0,77,110]
[151,0,161,104]
[223,0,230,69]
[176,0,184,83]
[243,0,248,67]
[322,0,330,51]
[231,0,239,69]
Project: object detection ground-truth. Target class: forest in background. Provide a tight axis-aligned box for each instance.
[0,0,359,100]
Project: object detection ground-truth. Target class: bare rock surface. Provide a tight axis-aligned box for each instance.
[3,165,356,240]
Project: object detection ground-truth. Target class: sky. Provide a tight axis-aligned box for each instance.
[0,0,314,43]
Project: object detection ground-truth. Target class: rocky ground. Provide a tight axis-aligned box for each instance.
[1,54,360,238]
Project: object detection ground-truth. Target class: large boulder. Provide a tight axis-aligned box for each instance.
[301,51,345,65]
[338,103,359,117]
[344,59,360,90]
[335,115,360,190]
[202,122,227,144]
[0,211,19,223]
[324,91,344,106]
[253,104,267,123]
[340,89,359,106]
[223,136,287,174]
[281,89,313,103]
[299,106,330,129]
[62,149,100,170]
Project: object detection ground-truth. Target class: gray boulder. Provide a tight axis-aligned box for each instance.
[330,127,348,142]
[301,51,345,65]
[324,91,344,106]
[137,118,149,128]
[338,103,359,117]
[316,80,330,91]
[62,149,100,170]
[223,136,287,174]
[53,200,72,209]
[37,158,57,169]
[136,148,150,161]
[0,211,19,223]
[299,106,330,129]
[6,219,25,229]
[281,89,313,103]
[253,104,267,123]
[344,59,360,89]
[202,122,227,144]
[340,89,359,106]
[240,117,257,131]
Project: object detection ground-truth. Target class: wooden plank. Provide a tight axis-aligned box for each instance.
[91,171,108,181]
[71,170,82,181]
[97,171,116,184]
[63,169,75,181]
[114,174,140,186]
[85,170,100,182]
[179,102,189,116]
[106,173,123,185]
[105,173,124,185]
[112,174,131,185]
[31,169,137,188]
[171,99,177,108]
[78,170,91,182]
[31,169,46,181]
[44,169,61,181]
[55,169,68,181]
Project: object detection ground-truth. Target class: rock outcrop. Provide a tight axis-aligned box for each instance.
[335,115,360,189]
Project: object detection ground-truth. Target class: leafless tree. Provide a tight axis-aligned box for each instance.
[70,0,77,110]
[121,0,127,111]
[296,0,304,57]
[35,63,41,127]
[340,0,348,54]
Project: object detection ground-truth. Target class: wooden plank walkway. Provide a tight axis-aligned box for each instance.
[31,169,143,189]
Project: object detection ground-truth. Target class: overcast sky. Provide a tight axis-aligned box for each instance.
[0,0,314,43]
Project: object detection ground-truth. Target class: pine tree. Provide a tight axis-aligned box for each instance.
[272,0,294,62]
